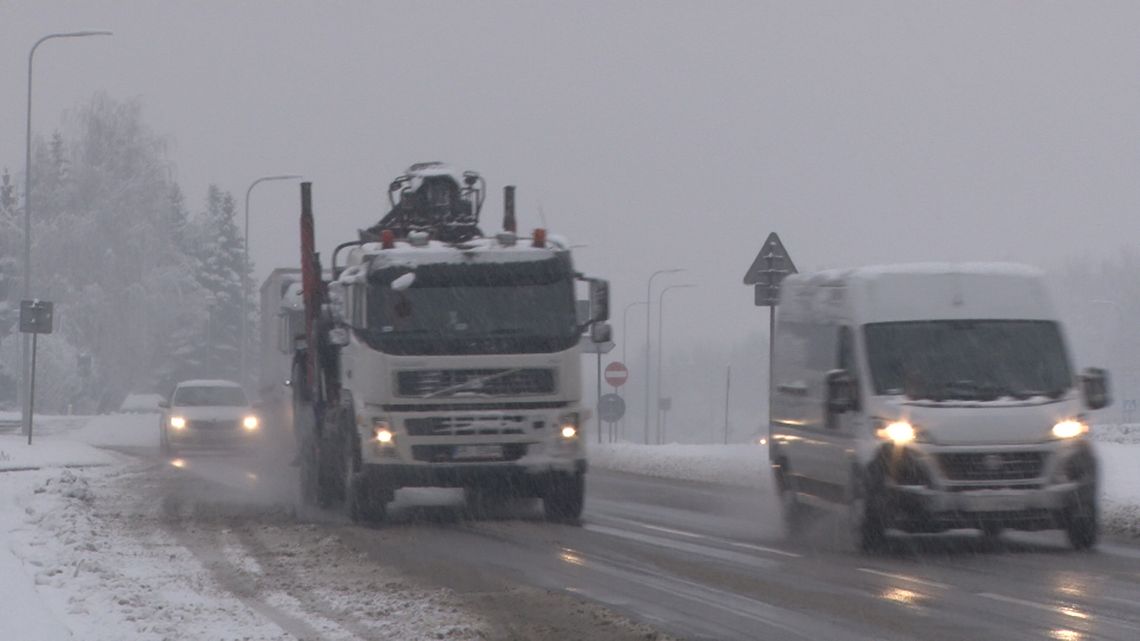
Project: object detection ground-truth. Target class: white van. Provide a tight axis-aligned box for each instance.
[769,263,1109,551]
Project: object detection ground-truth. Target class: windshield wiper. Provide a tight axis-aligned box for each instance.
[421,367,525,399]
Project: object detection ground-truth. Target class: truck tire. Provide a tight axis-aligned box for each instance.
[543,472,585,522]
[776,461,809,538]
[341,430,388,523]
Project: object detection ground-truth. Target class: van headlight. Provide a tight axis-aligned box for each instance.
[1051,419,1089,440]
[876,420,917,444]
[242,415,260,431]
[169,416,187,430]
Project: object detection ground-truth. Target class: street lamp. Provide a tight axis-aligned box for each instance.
[655,284,695,444]
[21,30,112,436]
[621,300,647,366]
[240,174,303,389]
[644,268,684,444]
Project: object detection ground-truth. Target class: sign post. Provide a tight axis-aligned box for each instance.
[19,299,54,445]
[603,362,629,442]
[743,233,796,439]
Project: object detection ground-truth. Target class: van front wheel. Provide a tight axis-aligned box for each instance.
[777,464,809,537]
[850,466,887,553]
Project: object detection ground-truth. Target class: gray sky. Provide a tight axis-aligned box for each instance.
[5,1,1140,357]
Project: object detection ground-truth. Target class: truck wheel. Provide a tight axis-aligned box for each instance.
[342,435,388,523]
[543,473,585,522]
[776,462,809,538]
[299,435,320,506]
[1065,495,1098,551]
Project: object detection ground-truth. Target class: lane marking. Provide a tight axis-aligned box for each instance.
[857,568,950,590]
[583,524,782,569]
[726,541,803,559]
[977,592,1087,619]
[594,514,802,558]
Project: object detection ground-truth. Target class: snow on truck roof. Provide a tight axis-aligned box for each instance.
[336,235,572,284]
[780,262,1056,323]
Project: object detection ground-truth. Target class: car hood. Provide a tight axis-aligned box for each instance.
[869,395,1083,445]
[170,406,251,421]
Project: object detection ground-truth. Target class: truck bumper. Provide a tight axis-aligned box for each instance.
[360,459,587,491]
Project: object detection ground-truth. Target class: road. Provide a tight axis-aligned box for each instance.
[142,447,1140,641]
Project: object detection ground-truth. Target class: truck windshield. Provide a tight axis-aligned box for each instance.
[173,386,249,407]
[863,320,1072,401]
[365,257,579,355]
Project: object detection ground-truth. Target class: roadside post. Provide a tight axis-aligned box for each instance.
[742,233,796,436]
[603,362,629,441]
[19,299,54,445]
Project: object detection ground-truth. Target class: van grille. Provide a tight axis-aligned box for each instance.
[397,369,555,397]
[937,452,1045,481]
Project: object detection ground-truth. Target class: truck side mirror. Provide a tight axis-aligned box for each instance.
[1081,367,1111,410]
[589,279,610,323]
[591,322,612,344]
[826,369,859,415]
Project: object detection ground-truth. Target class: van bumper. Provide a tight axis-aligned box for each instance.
[885,481,1094,532]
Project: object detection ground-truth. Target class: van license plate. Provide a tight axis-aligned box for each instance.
[453,445,502,460]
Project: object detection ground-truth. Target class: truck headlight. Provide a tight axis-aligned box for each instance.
[242,415,260,431]
[373,419,395,446]
[558,413,580,440]
[1052,420,1088,440]
[170,416,186,430]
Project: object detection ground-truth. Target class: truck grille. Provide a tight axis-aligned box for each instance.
[405,415,542,436]
[397,369,556,397]
[411,444,528,463]
[937,452,1045,481]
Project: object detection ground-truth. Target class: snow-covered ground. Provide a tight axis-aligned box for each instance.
[588,438,1140,540]
[0,413,488,641]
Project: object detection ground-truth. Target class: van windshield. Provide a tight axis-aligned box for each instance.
[863,320,1072,401]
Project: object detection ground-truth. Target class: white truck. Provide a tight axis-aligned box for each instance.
[285,163,608,522]
[769,263,1110,551]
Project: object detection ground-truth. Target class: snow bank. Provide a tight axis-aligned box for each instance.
[0,434,119,472]
[1092,423,1140,445]
[69,412,160,449]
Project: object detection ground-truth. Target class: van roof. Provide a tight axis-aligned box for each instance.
[780,262,1056,324]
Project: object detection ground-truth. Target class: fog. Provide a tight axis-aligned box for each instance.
[5,2,1140,440]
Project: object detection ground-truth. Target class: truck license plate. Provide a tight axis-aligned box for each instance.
[453,445,502,460]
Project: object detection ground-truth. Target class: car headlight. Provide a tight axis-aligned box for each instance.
[876,420,916,444]
[242,415,259,431]
[169,416,186,430]
[1052,419,1088,440]
[558,413,580,440]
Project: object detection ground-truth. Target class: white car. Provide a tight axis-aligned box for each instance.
[160,380,261,455]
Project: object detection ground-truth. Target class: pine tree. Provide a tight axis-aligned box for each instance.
[193,185,250,381]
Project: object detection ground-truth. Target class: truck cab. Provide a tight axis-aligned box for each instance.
[769,263,1109,551]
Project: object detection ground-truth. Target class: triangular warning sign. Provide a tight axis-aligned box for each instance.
[743,232,797,285]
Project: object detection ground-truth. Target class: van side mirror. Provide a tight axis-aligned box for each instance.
[1081,367,1111,410]
[826,369,859,415]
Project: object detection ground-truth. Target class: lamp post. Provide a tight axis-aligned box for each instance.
[241,174,302,390]
[644,268,683,444]
[21,30,112,437]
[655,284,695,444]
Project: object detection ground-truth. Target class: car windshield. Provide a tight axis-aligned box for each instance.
[863,320,1073,401]
[172,386,248,407]
[365,257,579,355]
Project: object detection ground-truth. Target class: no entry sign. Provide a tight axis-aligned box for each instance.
[604,362,629,388]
